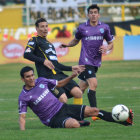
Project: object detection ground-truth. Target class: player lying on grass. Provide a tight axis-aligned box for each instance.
[18,66,133,130]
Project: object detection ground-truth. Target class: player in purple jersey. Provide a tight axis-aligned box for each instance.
[61,4,114,118]
[18,66,133,130]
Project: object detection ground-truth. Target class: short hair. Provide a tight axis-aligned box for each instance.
[87,4,100,13]
[35,18,47,27]
[20,66,34,78]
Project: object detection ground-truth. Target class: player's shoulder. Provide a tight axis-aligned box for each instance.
[28,36,38,42]
[78,22,87,28]
[37,77,56,83]
[18,89,27,100]
[37,77,46,82]
[99,21,110,28]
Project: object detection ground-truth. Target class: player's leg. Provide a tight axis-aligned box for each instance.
[65,118,80,128]
[98,109,134,126]
[87,77,97,107]
[79,80,88,93]
[70,86,83,104]
[49,104,90,128]
[63,79,83,104]
[70,86,82,98]
[78,65,98,107]
[65,118,90,128]
[84,106,133,126]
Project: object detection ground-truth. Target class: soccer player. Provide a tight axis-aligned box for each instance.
[24,18,84,104]
[18,66,133,130]
[61,4,114,111]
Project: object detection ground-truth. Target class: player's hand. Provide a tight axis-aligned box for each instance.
[71,70,79,78]
[60,44,68,48]
[99,45,108,54]
[72,65,85,74]
[44,60,55,70]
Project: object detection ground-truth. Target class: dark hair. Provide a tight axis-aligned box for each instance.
[35,18,47,27]
[20,66,34,78]
[87,4,100,13]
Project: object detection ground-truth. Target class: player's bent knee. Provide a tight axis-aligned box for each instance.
[79,84,88,93]
[75,91,82,98]
[70,87,83,98]
[65,119,80,128]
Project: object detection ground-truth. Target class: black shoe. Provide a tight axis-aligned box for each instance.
[79,120,90,127]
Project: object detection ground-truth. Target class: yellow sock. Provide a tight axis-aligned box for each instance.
[73,98,83,105]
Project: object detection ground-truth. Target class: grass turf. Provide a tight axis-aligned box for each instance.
[0,60,140,140]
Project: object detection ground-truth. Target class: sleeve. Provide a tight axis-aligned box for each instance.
[24,37,45,64]
[47,79,58,90]
[75,26,82,40]
[104,25,114,42]
[18,99,28,114]
[55,61,72,71]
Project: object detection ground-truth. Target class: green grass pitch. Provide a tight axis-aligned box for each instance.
[0,60,140,140]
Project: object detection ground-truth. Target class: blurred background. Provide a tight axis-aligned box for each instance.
[0,0,140,64]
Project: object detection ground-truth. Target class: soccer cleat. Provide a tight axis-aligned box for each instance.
[126,109,133,125]
[92,117,101,121]
[79,120,90,127]
[122,109,133,126]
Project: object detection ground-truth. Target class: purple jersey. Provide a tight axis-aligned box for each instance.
[18,77,63,126]
[75,20,113,67]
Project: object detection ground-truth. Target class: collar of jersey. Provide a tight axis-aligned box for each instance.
[86,20,101,26]
[37,35,46,39]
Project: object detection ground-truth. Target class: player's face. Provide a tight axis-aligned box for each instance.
[88,8,100,25]
[22,70,35,89]
[36,22,48,37]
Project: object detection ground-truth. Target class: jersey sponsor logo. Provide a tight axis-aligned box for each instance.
[85,36,103,41]
[49,55,58,60]
[25,48,31,53]
[100,28,104,33]
[33,89,49,105]
[45,48,56,54]
[28,42,34,45]
[39,84,45,88]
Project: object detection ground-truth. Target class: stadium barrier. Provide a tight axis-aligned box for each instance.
[1,35,140,65]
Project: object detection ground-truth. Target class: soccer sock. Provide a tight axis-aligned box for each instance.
[97,110,130,125]
[73,98,83,105]
[87,89,97,107]
[97,110,115,122]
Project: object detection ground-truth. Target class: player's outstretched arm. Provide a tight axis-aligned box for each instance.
[60,38,80,48]
[56,71,78,88]
[19,114,26,130]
